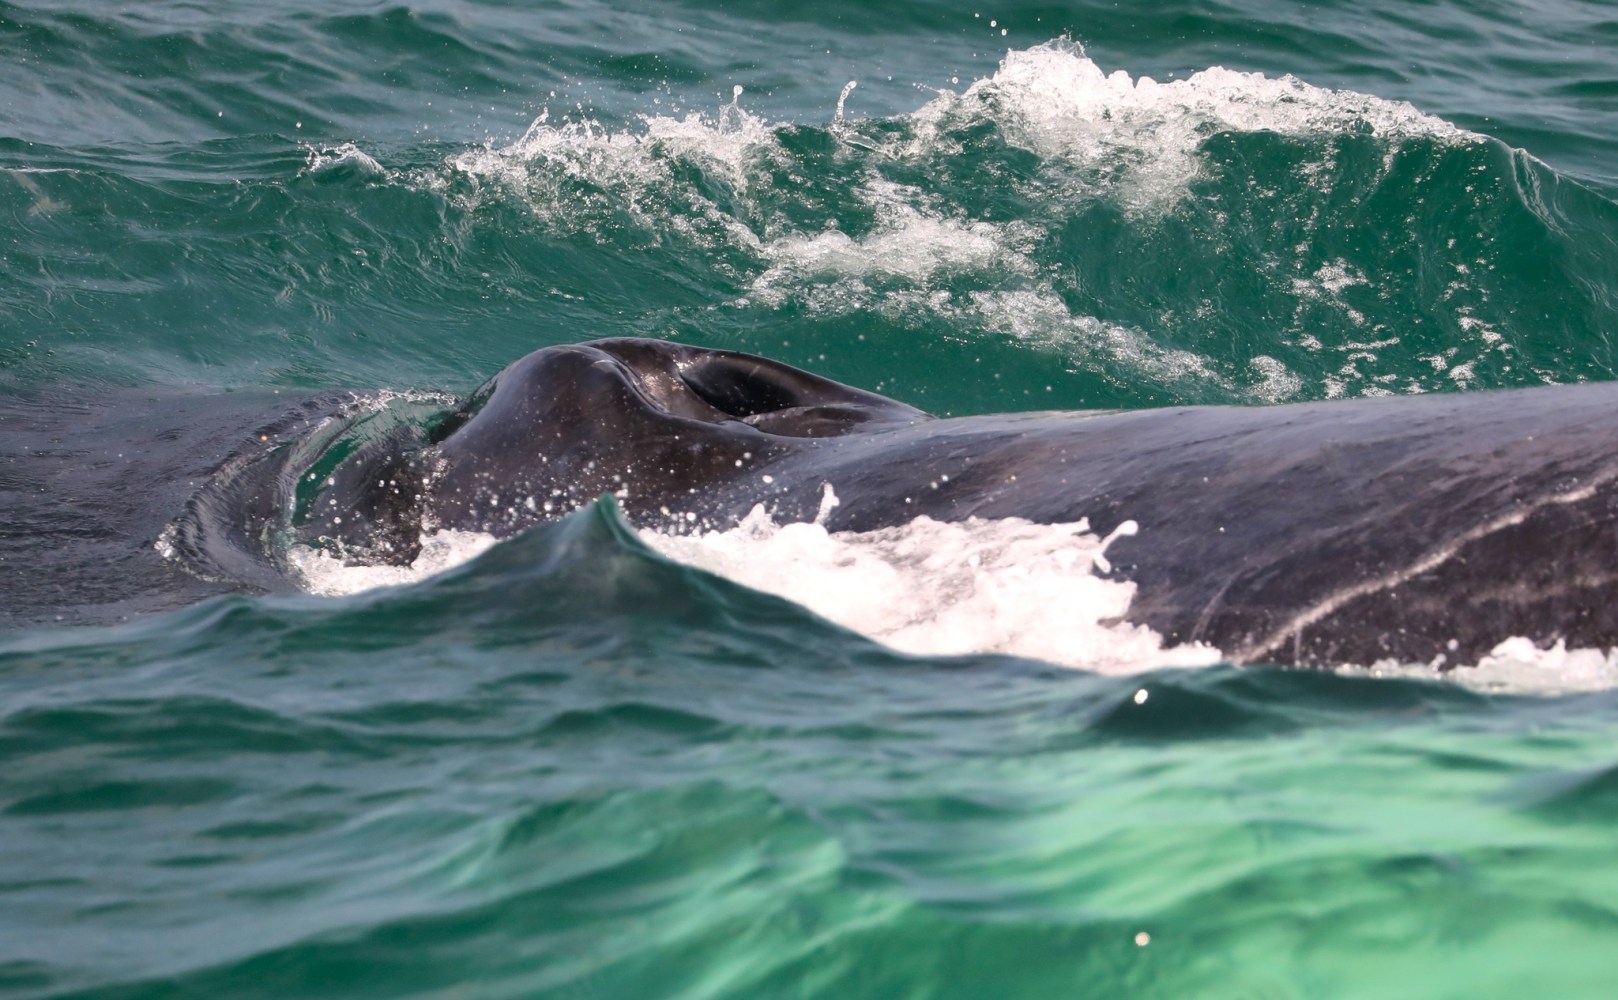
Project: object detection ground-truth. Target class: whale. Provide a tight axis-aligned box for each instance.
[10,336,1618,668]
[270,337,1618,669]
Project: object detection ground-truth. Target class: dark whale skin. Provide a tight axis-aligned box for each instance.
[10,337,1618,669]
[0,386,345,629]
[296,338,1618,669]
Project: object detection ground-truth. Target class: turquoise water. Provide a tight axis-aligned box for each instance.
[6,0,1618,994]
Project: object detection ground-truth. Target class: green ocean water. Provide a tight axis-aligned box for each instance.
[5,0,1618,995]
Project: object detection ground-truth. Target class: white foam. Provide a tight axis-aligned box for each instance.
[645,505,1220,672]
[904,39,1467,211]
[439,40,1469,256]
[444,101,774,249]
[290,529,499,596]
[1350,638,1618,696]
[967,288,1223,387]
[290,503,1219,674]
[303,143,388,177]
[1246,355,1303,403]
[771,284,1225,394]
[753,189,1026,291]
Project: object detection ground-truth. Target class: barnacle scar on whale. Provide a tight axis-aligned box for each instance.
[169,336,1618,669]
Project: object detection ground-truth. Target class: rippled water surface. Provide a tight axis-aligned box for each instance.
[5,0,1618,995]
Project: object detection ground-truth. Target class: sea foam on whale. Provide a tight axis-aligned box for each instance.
[288,498,1618,693]
[289,491,1217,674]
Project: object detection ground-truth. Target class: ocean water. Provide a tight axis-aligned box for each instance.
[6,0,1618,995]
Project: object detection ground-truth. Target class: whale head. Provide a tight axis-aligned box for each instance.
[422,338,928,534]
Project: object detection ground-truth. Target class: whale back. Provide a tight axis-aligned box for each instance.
[414,340,1618,667]
[736,381,1618,667]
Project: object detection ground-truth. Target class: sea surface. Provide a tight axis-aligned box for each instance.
[5,0,1618,995]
